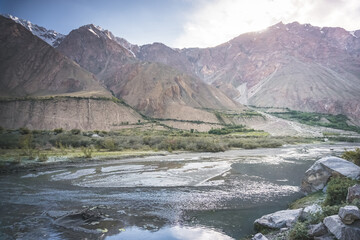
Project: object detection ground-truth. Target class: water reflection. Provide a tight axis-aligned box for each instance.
[0,143,357,239]
[106,226,234,240]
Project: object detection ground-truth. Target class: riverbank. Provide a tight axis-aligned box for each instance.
[249,148,360,240]
[0,126,326,173]
[0,149,170,173]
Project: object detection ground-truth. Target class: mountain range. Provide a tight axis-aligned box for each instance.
[1,14,359,131]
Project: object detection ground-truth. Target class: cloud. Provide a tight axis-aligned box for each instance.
[174,0,360,48]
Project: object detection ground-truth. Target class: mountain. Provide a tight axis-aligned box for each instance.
[135,22,360,125]
[57,24,242,121]
[0,16,112,98]
[1,14,65,47]
[0,16,145,130]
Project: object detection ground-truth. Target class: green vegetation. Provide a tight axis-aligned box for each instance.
[208,125,257,135]
[341,148,360,166]
[323,176,357,206]
[289,191,326,209]
[81,146,94,158]
[0,127,314,164]
[270,109,360,133]
[288,221,310,240]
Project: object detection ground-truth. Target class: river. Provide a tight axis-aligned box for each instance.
[0,143,358,240]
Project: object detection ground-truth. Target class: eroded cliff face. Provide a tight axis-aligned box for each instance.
[0,98,143,131]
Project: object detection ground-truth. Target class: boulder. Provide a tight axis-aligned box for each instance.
[252,233,268,240]
[323,215,360,240]
[54,206,107,233]
[347,184,360,203]
[301,204,322,220]
[314,234,336,240]
[338,206,360,224]
[301,157,360,194]
[254,208,303,230]
[308,222,328,237]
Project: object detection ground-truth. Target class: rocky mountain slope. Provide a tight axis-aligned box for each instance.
[0,16,145,130]
[57,25,242,120]
[135,22,360,125]
[0,16,111,98]
[1,14,65,47]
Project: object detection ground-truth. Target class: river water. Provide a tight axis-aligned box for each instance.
[0,143,358,240]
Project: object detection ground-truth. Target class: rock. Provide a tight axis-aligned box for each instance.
[338,206,360,224]
[252,233,268,240]
[92,134,101,138]
[308,222,328,237]
[54,206,107,233]
[323,215,360,240]
[347,184,360,203]
[314,233,336,240]
[302,204,322,220]
[301,157,360,194]
[254,208,303,230]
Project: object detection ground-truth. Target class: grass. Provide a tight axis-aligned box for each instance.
[0,127,316,165]
[269,109,360,133]
[289,191,326,209]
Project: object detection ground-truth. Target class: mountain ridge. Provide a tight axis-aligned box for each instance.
[56,23,243,121]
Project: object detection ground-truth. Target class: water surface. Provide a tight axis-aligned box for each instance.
[0,143,358,239]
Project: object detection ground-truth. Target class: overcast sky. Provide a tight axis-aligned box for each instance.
[1,0,360,48]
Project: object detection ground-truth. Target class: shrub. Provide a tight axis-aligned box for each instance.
[19,134,35,159]
[342,148,360,166]
[56,141,67,155]
[324,177,357,206]
[71,129,81,135]
[19,127,31,135]
[103,138,116,151]
[37,152,48,162]
[54,128,64,134]
[288,221,310,240]
[81,146,93,158]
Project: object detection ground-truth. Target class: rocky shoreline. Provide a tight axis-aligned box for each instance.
[252,156,360,240]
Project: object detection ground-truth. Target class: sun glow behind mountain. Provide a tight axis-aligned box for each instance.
[2,0,360,48]
[175,0,360,48]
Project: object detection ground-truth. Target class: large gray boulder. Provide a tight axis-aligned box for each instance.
[323,215,360,240]
[308,222,328,237]
[254,208,303,230]
[338,206,360,224]
[347,184,360,203]
[301,157,360,194]
[301,204,322,220]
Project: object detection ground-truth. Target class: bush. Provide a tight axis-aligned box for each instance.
[342,148,360,166]
[324,177,357,206]
[19,127,31,135]
[103,138,116,151]
[37,152,48,162]
[71,129,81,135]
[54,128,64,134]
[81,146,93,158]
[288,221,310,240]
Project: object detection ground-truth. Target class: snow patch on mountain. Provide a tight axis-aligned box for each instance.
[2,14,65,47]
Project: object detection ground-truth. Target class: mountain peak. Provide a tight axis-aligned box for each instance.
[1,14,65,47]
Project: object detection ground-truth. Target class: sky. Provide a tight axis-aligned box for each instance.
[1,0,360,48]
